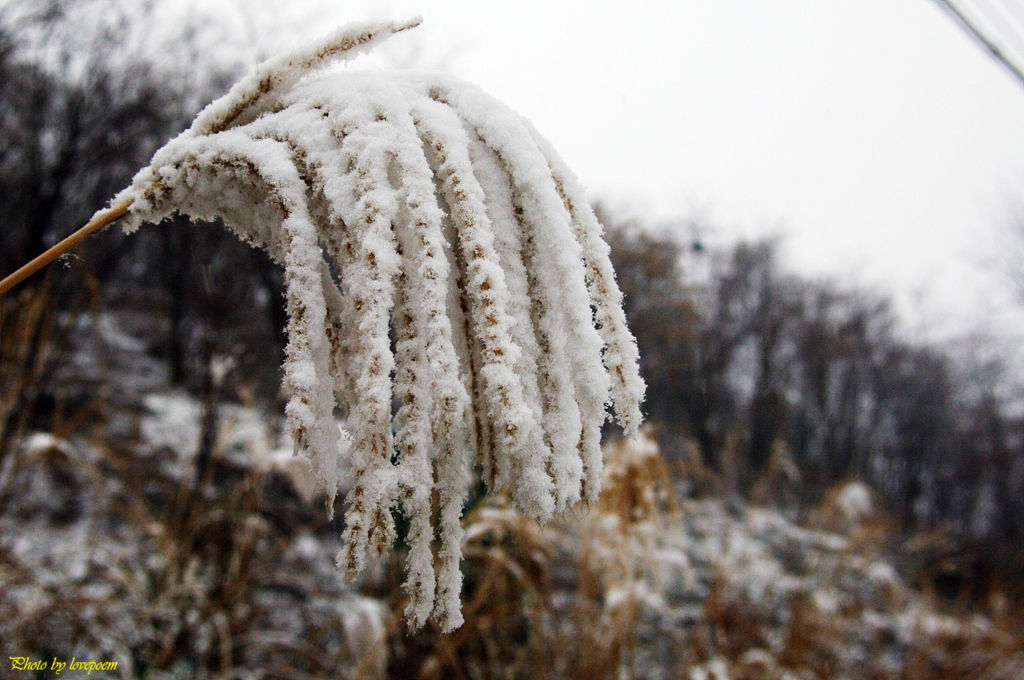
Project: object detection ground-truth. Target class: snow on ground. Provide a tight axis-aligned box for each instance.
[1,391,1020,678]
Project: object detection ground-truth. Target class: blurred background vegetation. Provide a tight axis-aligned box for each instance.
[2,1,1024,678]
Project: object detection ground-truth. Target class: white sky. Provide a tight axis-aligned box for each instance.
[224,0,1024,340]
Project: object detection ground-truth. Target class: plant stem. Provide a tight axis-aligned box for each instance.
[0,200,132,296]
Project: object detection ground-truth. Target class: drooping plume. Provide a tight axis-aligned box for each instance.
[103,17,645,631]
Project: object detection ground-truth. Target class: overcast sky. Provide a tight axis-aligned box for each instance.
[223,0,1024,339]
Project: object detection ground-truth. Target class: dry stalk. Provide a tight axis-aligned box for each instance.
[0,200,132,296]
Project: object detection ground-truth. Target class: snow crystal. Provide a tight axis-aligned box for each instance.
[866,560,898,587]
[22,432,73,458]
[140,393,202,461]
[689,658,731,680]
[835,481,873,524]
[812,588,841,614]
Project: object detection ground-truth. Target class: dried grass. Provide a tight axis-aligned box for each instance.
[2,314,1023,679]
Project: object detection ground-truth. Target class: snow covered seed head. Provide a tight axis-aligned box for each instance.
[103,18,645,631]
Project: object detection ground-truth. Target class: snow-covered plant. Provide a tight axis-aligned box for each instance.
[97,17,644,631]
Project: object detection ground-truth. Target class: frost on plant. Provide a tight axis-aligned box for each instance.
[103,17,645,631]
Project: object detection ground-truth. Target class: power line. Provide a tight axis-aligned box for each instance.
[933,0,1024,87]
[930,0,1024,90]
[972,0,1024,63]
